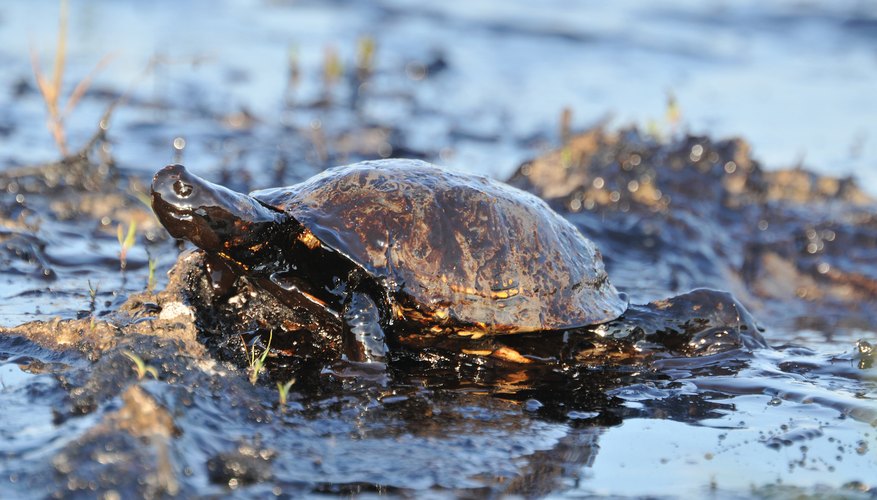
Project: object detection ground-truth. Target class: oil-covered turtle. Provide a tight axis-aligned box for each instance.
[151,160,628,364]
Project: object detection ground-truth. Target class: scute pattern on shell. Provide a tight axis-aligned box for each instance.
[252,160,626,333]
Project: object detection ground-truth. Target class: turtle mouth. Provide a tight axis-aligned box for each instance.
[151,194,194,221]
[151,190,194,239]
[167,209,194,223]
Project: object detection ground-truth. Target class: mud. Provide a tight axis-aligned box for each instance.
[1,127,875,497]
[511,128,877,333]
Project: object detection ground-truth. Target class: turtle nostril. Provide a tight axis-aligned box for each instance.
[173,180,194,198]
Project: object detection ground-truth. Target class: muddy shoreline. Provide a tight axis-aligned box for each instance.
[2,125,875,497]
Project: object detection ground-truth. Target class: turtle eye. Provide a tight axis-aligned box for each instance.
[173,180,194,198]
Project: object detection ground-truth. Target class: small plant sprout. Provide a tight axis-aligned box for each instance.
[131,189,153,210]
[560,147,574,170]
[356,36,376,83]
[665,91,682,135]
[277,378,296,411]
[246,330,273,385]
[645,118,662,140]
[117,220,137,270]
[123,350,159,380]
[559,106,572,144]
[322,46,343,101]
[286,45,300,92]
[147,256,158,292]
[87,279,98,312]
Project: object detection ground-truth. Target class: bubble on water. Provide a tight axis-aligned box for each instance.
[629,154,641,166]
[406,62,427,81]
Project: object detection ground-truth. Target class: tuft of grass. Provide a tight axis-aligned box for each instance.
[147,256,158,292]
[276,378,296,411]
[246,330,273,385]
[322,46,343,101]
[134,191,153,209]
[559,106,572,144]
[287,45,300,91]
[30,0,114,156]
[665,91,681,132]
[560,146,573,170]
[87,279,98,312]
[356,36,376,82]
[123,350,159,380]
[117,220,137,270]
[644,91,684,142]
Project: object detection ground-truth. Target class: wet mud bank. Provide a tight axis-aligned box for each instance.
[1,128,875,497]
[511,128,877,333]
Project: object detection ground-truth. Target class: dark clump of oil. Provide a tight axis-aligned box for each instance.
[510,128,877,335]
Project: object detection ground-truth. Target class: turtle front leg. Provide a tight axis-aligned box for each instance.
[342,292,388,364]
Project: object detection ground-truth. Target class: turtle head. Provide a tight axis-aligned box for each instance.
[151,164,280,254]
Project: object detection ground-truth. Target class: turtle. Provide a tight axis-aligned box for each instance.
[150,159,628,364]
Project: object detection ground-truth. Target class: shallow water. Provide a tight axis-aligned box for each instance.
[1,0,876,184]
[0,1,876,498]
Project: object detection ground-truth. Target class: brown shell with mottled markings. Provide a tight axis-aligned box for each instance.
[251,159,627,335]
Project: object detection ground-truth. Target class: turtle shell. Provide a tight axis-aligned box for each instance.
[251,159,626,334]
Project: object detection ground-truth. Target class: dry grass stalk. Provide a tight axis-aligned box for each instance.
[30,0,114,156]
